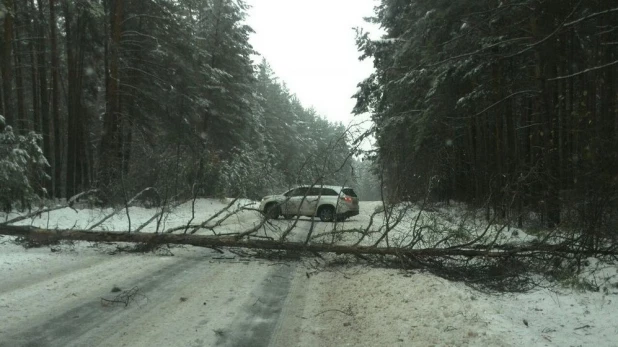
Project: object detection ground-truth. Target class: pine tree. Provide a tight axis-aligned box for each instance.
[356,0,617,231]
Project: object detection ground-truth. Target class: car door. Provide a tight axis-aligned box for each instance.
[302,187,322,215]
[285,187,308,215]
[280,188,295,215]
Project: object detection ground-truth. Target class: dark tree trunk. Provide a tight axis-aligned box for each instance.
[37,0,53,196]
[49,0,62,198]
[2,226,617,259]
[64,1,90,198]
[1,0,15,126]
[12,0,27,132]
[29,0,42,135]
[99,0,124,193]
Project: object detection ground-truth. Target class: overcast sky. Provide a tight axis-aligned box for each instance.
[244,0,379,125]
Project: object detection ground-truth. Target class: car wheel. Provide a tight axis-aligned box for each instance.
[318,206,335,222]
[265,203,280,219]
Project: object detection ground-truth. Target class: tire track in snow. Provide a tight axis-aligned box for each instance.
[1,252,297,347]
[1,256,203,347]
[214,264,296,347]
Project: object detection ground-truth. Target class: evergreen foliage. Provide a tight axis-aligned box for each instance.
[0,116,48,211]
[0,0,357,206]
[356,0,617,234]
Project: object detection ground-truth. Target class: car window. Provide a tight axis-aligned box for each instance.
[292,187,309,197]
[321,188,338,196]
[306,188,322,196]
[342,188,357,197]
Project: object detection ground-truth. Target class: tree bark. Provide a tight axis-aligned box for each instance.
[1,226,617,258]
[37,0,53,196]
[49,0,62,197]
[64,1,90,198]
[1,0,15,126]
[12,0,27,132]
[99,0,124,192]
[29,0,41,135]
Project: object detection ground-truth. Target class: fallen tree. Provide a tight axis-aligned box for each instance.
[2,225,617,258]
[3,225,618,293]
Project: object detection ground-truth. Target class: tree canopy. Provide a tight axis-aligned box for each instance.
[356,0,617,234]
[0,0,357,205]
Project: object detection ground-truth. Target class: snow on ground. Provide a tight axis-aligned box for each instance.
[2,198,534,248]
[0,238,284,346]
[2,198,261,234]
[0,240,176,335]
[307,200,538,248]
[278,265,618,347]
[483,285,618,347]
[1,198,384,242]
[285,268,511,346]
[1,200,617,346]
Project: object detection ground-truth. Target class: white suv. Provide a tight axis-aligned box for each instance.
[259,185,360,222]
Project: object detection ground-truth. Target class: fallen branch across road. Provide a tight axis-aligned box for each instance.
[1,189,100,226]
[2,225,617,258]
[4,225,618,293]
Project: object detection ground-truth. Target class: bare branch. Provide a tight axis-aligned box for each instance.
[548,60,618,81]
[163,198,239,234]
[1,205,73,226]
[88,188,156,231]
[463,90,540,119]
[134,196,186,233]
[1,189,99,226]
[564,7,618,27]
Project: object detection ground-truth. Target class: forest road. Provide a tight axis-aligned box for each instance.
[0,222,319,347]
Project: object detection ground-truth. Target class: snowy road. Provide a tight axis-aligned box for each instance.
[1,200,617,346]
[0,244,300,347]
[0,212,331,347]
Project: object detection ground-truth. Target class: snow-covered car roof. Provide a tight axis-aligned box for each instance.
[292,185,354,192]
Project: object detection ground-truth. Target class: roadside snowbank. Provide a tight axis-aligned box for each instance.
[286,265,618,347]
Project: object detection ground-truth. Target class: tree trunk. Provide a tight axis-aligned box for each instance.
[37,0,53,196]
[64,1,89,198]
[49,0,62,198]
[1,0,15,126]
[99,0,124,193]
[1,225,617,258]
[532,10,560,227]
[12,0,27,132]
[29,0,42,135]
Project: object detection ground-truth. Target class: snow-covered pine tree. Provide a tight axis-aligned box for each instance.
[0,116,48,211]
